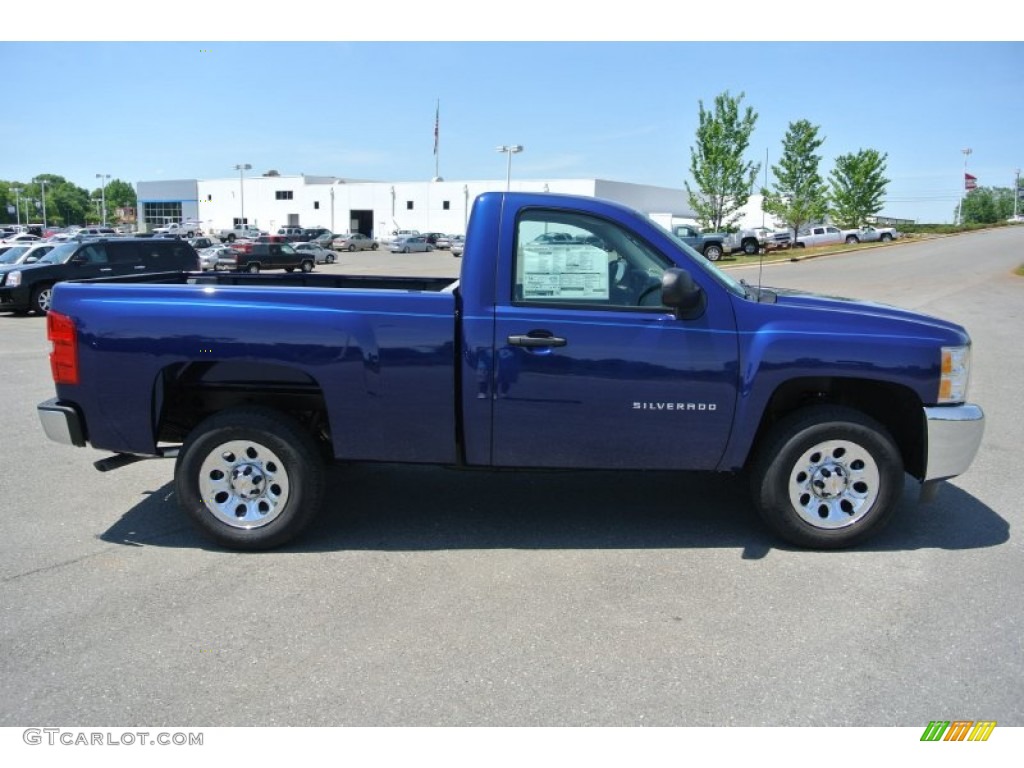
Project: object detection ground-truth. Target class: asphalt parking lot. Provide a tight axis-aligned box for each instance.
[0,229,1022,728]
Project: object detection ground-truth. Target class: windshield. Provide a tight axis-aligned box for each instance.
[36,243,79,265]
[0,246,31,264]
[643,215,747,298]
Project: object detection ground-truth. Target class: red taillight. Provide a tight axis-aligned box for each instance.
[47,311,79,385]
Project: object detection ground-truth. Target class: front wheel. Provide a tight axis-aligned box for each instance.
[348,244,357,252]
[742,239,759,256]
[300,260,314,273]
[246,263,260,274]
[750,406,903,549]
[174,407,326,550]
[371,243,379,250]
[32,285,54,314]
[703,244,723,261]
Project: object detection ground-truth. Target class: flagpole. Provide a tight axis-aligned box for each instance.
[958,147,972,225]
[433,99,440,180]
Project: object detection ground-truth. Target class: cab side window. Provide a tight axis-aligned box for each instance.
[513,209,672,309]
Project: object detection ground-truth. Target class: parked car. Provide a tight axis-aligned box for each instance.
[187,237,217,250]
[302,227,332,244]
[844,226,900,244]
[217,242,315,273]
[450,235,465,257]
[422,232,447,248]
[74,227,119,238]
[276,226,307,242]
[381,229,420,245]
[1,233,41,245]
[0,237,199,314]
[293,242,335,264]
[794,225,845,248]
[198,245,238,271]
[389,235,434,253]
[0,243,56,266]
[332,233,378,252]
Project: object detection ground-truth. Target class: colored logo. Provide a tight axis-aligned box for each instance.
[920,720,996,741]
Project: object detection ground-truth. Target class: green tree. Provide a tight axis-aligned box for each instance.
[762,119,828,236]
[685,91,760,231]
[828,149,890,228]
[958,187,1016,224]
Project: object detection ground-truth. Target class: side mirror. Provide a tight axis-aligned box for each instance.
[661,267,706,320]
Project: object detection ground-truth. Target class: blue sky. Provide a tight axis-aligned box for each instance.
[3,10,1021,224]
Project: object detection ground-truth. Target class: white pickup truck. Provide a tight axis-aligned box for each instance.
[153,221,203,238]
[216,224,263,243]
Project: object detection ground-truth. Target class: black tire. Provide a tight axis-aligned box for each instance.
[845,235,859,244]
[247,262,260,274]
[795,242,806,249]
[227,234,236,243]
[327,254,335,264]
[402,246,410,254]
[749,405,904,549]
[284,267,295,273]
[348,244,356,252]
[300,260,314,273]
[31,284,54,314]
[371,243,379,250]
[174,407,326,550]
[742,239,759,256]
[703,244,723,261]
[880,233,893,242]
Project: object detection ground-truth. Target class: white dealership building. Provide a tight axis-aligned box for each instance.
[135,174,699,239]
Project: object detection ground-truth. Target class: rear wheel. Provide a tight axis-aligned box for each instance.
[348,244,357,252]
[174,408,326,550]
[845,235,859,244]
[371,243,379,250]
[247,263,260,274]
[880,233,893,242]
[300,260,314,273]
[750,406,903,549]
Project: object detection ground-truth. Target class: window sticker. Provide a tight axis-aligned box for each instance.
[521,244,609,300]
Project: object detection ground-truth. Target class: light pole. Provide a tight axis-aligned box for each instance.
[11,186,21,227]
[496,145,523,191]
[33,178,47,229]
[95,173,110,225]
[330,184,335,233]
[958,148,972,225]
[234,163,252,226]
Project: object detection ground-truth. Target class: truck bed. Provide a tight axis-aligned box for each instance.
[81,270,459,293]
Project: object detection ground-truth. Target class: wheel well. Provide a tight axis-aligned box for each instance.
[750,377,925,479]
[155,361,330,448]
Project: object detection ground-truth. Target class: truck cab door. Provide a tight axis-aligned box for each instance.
[480,206,739,471]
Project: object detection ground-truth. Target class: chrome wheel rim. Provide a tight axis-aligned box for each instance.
[788,439,880,529]
[198,439,291,529]
[36,288,52,312]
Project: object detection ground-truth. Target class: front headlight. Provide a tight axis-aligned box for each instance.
[939,345,971,403]
[7,270,21,288]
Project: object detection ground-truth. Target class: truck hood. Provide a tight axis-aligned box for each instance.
[766,286,969,343]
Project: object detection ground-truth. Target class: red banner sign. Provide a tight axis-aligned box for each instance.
[965,173,977,191]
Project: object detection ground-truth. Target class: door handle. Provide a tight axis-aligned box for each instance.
[507,333,567,348]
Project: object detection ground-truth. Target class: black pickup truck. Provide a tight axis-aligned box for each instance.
[216,242,316,274]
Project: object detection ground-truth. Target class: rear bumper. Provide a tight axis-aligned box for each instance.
[37,398,87,447]
[923,404,985,481]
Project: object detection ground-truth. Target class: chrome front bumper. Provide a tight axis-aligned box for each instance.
[923,404,985,481]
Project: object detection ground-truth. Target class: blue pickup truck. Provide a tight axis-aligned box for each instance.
[36,192,984,550]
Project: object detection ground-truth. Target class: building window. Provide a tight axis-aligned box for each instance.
[406,201,414,210]
[141,201,183,228]
[275,190,294,200]
[443,200,450,210]
[314,201,320,210]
